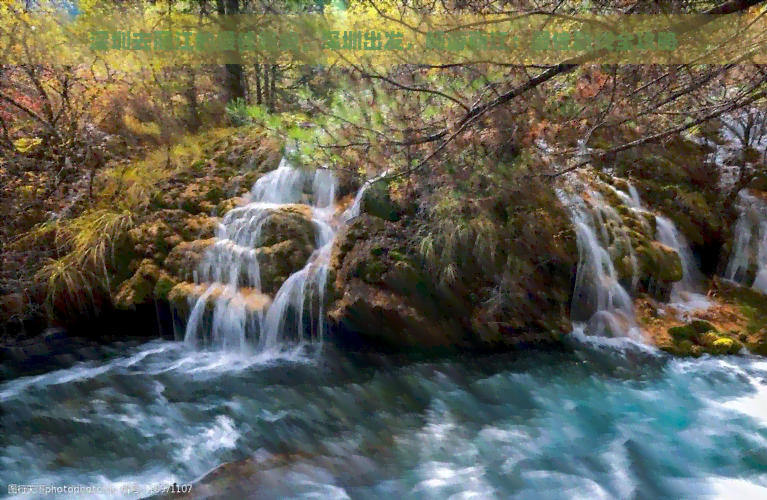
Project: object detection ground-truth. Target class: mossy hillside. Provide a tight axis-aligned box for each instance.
[14,127,283,325]
[325,169,581,350]
[588,176,683,297]
[592,131,722,248]
[709,277,767,356]
[637,277,767,357]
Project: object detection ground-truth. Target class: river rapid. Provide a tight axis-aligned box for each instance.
[2,339,767,500]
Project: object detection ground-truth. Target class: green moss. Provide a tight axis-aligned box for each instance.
[362,180,400,222]
[637,242,683,283]
[205,186,226,203]
[661,338,696,356]
[113,259,162,310]
[153,274,180,301]
[714,279,767,334]
[711,337,743,355]
[668,320,717,342]
[361,259,387,283]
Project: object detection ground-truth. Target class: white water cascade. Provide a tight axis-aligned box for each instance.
[183,157,380,354]
[726,189,767,293]
[655,215,711,314]
[558,186,643,340]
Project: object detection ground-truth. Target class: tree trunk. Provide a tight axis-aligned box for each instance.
[263,64,270,112]
[219,0,244,103]
[254,64,262,105]
[269,64,277,113]
[186,68,201,132]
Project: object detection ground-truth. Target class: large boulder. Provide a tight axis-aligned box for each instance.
[327,216,489,351]
[255,204,315,249]
[254,240,314,296]
[637,241,684,283]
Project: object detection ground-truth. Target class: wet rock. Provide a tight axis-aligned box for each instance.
[216,197,247,216]
[167,282,271,318]
[361,178,400,222]
[255,204,315,249]
[164,239,216,282]
[637,241,684,283]
[113,259,161,310]
[660,319,745,357]
[254,240,314,296]
[326,216,387,303]
[326,216,473,350]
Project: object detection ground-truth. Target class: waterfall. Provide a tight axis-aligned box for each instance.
[606,183,645,212]
[726,189,767,293]
[184,157,383,354]
[655,216,711,314]
[558,186,643,340]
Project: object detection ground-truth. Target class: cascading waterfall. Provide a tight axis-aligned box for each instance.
[558,185,643,340]
[606,182,645,212]
[726,189,767,293]
[184,157,381,354]
[655,215,711,313]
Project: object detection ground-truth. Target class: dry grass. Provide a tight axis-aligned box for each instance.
[417,187,501,285]
[31,209,136,311]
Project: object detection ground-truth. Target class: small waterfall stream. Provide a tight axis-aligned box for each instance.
[655,215,711,314]
[184,157,379,354]
[558,185,643,340]
[726,189,767,293]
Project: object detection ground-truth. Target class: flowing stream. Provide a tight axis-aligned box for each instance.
[2,342,767,499]
[4,166,767,499]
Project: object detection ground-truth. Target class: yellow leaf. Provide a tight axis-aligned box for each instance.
[13,137,42,153]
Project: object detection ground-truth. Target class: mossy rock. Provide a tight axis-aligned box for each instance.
[710,337,744,355]
[361,179,400,222]
[663,320,746,356]
[167,282,270,318]
[179,215,218,241]
[327,216,388,300]
[164,238,216,282]
[113,259,162,309]
[128,221,176,261]
[668,319,717,343]
[204,185,227,203]
[153,272,180,301]
[360,258,387,284]
[256,204,315,249]
[217,198,245,217]
[637,241,683,283]
[253,239,315,295]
